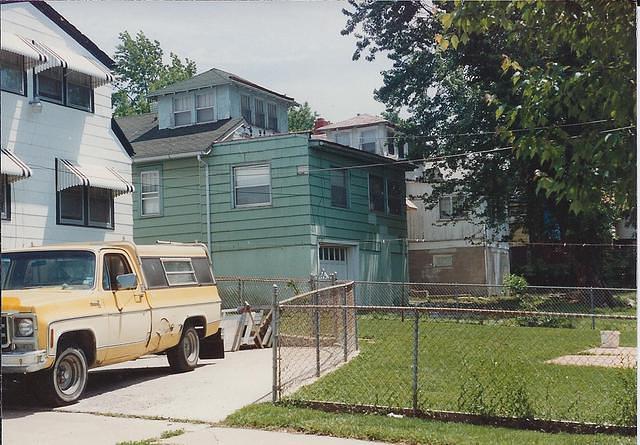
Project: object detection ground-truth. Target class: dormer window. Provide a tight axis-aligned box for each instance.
[173,95,192,126]
[359,129,377,153]
[196,92,214,123]
[255,99,265,128]
[241,95,252,124]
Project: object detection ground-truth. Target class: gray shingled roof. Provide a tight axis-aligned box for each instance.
[147,67,295,102]
[115,113,245,160]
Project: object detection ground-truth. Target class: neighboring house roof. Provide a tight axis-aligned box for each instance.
[0,1,116,69]
[110,118,135,157]
[115,114,245,160]
[315,114,391,132]
[147,67,295,103]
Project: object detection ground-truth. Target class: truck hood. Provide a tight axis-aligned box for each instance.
[1,288,91,313]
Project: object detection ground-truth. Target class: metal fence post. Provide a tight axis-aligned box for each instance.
[314,289,321,378]
[412,306,419,413]
[239,278,244,306]
[271,284,279,403]
[343,285,348,362]
[589,287,595,330]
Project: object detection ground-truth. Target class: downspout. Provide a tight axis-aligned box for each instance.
[197,148,212,257]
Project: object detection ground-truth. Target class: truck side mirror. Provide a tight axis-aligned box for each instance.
[115,273,137,290]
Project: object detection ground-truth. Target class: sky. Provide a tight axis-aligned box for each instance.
[54,1,393,122]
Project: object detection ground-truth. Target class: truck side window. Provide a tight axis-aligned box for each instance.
[191,257,215,284]
[102,254,133,290]
[141,257,169,288]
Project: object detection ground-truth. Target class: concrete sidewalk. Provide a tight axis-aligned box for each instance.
[160,426,384,445]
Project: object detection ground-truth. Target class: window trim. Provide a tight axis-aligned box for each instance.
[140,167,162,217]
[232,162,272,209]
[438,195,465,221]
[0,53,27,96]
[172,93,193,127]
[1,174,10,221]
[34,67,95,113]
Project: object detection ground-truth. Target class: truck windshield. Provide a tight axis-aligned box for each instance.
[1,250,96,290]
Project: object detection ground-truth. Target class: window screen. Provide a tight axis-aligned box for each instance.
[162,259,197,285]
[141,257,168,288]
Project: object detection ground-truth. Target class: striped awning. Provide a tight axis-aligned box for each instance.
[0,32,48,69]
[57,159,134,197]
[1,149,33,183]
[31,40,114,87]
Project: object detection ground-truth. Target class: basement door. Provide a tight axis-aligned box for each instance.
[319,245,350,280]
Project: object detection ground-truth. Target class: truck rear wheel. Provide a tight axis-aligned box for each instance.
[34,347,88,406]
[167,326,199,372]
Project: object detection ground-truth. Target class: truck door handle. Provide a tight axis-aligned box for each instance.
[134,292,145,303]
[90,300,102,307]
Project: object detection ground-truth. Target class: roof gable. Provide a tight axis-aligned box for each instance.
[147,67,295,102]
[316,114,390,132]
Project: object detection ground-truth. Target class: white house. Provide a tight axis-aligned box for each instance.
[406,162,510,285]
[313,114,407,160]
[1,2,134,249]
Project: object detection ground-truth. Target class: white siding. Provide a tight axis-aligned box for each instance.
[1,3,133,248]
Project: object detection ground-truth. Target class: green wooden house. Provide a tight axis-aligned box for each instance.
[117,69,408,282]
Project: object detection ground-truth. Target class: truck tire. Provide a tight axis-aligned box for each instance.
[33,347,88,406]
[199,329,225,359]
[167,326,199,372]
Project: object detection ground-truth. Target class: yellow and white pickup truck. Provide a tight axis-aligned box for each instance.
[1,241,223,406]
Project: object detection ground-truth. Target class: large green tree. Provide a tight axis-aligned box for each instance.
[288,101,319,132]
[112,31,197,117]
[342,0,636,285]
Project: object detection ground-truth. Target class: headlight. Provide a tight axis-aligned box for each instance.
[15,318,34,337]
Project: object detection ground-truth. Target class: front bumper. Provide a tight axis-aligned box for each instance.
[2,350,49,373]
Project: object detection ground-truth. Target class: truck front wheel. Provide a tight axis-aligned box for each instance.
[167,326,199,372]
[34,347,88,406]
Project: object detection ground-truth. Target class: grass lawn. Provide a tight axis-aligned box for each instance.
[224,403,635,445]
[285,314,636,425]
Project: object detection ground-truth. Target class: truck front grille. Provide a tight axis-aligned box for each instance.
[1,315,10,348]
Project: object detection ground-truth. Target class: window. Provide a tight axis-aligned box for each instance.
[162,259,197,286]
[320,246,347,262]
[359,129,377,153]
[1,175,9,220]
[241,95,252,124]
[433,254,453,268]
[254,99,265,128]
[66,71,92,111]
[37,66,63,103]
[387,139,395,156]
[191,257,215,284]
[233,164,271,207]
[58,184,114,229]
[140,170,161,216]
[398,141,406,159]
[173,95,192,126]
[141,258,168,288]
[102,253,133,290]
[368,175,385,212]
[267,103,278,131]
[439,196,465,220]
[330,169,348,208]
[35,67,94,111]
[387,179,403,215]
[0,52,25,95]
[335,132,351,146]
[196,92,214,123]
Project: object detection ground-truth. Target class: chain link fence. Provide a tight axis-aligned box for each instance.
[274,281,637,430]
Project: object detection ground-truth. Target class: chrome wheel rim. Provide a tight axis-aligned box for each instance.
[55,352,85,397]
[183,330,199,364]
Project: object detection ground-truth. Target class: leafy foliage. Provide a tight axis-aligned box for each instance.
[341,0,636,284]
[112,31,196,117]
[288,101,319,132]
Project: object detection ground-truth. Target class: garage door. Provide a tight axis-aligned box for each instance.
[319,245,349,280]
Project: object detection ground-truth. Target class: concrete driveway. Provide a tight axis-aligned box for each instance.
[3,349,383,445]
